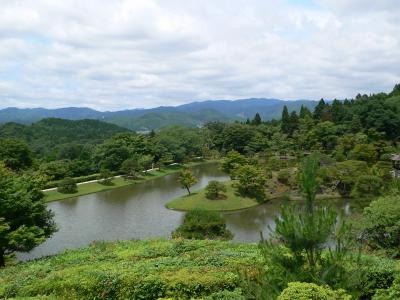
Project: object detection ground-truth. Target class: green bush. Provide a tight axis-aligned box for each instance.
[277,169,290,184]
[357,255,398,299]
[277,282,351,300]
[205,180,227,200]
[172,210,233,240]
[359,195,400,256]
[373,276,400,300]
[57,177,77,194]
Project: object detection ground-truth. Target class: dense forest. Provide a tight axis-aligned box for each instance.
[1,84,400,299]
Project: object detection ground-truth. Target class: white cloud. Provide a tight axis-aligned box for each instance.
[0,0,399,110]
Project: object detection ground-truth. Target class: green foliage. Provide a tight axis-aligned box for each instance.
[98,168,113,185]
[0,239,259,299]
[57,177,77,194]
[233,164,266,201]
[205,180,227,200]
[172,210,233,240]
[178,168,198,195]
[359,195,400,256]
[0,138,33,171]
[277,169,291,185]
[335,160,369,197]
[220,150,248,178]
[277,282,351,300]
[0,163,56,267]
[120,156,143,179]
[351,175,383,198]
[373,276,400,300]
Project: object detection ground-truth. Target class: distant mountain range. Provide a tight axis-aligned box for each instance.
[0,98,317,130]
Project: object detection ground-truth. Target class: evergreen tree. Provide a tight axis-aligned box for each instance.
[289,111,299,135]
[252,113,262,126]
[331,99,345,124]
[313,99,326,120]
[299,105,312,119]
[281,105,291,134]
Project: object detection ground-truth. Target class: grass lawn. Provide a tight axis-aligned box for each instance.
[166,181,260,211]
[44,161,214,202]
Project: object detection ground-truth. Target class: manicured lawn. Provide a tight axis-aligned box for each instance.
[44,161,213,202]
[166,181,260,211]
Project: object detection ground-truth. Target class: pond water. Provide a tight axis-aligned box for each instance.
[19,162,350,261]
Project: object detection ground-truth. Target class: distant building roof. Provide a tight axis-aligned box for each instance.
[391,154,400,161]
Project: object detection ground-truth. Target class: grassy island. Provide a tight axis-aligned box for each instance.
[166,181,261,211]
[44,161,215,202]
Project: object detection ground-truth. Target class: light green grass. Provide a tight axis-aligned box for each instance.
[166,181,260,211]
[44,161,215,202]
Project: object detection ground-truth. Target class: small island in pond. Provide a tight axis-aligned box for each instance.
[166,180,261,211]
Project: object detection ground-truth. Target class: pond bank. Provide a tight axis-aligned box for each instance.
[44,160,218,202]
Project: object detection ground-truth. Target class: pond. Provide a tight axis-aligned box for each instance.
[19,162,350,261]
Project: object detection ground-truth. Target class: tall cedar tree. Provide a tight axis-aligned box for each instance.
[281,105,291,134]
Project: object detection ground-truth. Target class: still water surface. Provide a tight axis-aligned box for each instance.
[20,163,349,261]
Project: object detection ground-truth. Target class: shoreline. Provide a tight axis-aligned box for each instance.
[44,160,219,202]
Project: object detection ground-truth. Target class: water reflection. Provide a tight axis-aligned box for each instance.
[19,163,350,261]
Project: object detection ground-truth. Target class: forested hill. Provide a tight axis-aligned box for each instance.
[0,98,317,130]
[0,118,130,157]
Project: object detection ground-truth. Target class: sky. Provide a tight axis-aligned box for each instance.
[0,0,399,110]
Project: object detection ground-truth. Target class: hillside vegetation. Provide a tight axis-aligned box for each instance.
[0,239,260,299]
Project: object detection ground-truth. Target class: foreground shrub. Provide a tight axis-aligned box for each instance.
[277,282,351,300]
[0,239,258,299]
[359,195,400,256]
[57,177,77,194]
[172,210,233,240]
[373,276,400,300]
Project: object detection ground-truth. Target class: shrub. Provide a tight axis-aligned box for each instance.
[359,195,400,256]
[277,169,290,185]
[98,168,113,185]
[277,282,351,300]
[373,276,400,300]
[205,181,227,200]
[57,177,77,194]
[172,210,233,240]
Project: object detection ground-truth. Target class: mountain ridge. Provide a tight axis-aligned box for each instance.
[0,98,318,130]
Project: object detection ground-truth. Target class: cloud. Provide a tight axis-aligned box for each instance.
[0,0,399,110]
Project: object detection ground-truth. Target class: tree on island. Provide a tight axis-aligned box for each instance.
[205,180,227,200]
[0,163,56,267]
[178,168,198,195]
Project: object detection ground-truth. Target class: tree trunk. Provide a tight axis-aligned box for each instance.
[186,186,191,195]
[0,251,5,267]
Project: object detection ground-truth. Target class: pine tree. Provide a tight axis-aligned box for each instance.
[252,113,262,126]
[289,111,299,135]
[313,98,326,120]
[281,105,291,134]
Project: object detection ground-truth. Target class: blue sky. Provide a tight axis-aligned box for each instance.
[0,0,399,110]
